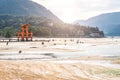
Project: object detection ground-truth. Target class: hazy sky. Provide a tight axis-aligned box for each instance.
[32,0,120,23]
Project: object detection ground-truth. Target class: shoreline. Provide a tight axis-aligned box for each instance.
[0,38,120,80]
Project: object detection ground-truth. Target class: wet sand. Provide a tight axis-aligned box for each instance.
[0,38,120,80]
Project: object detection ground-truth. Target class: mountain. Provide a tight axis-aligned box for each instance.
[0,0,59,21]
[76,12,120,36]
[0,15,104,38]
[0,0,104,38]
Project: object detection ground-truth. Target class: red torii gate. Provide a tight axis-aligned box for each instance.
[17,24,33,41]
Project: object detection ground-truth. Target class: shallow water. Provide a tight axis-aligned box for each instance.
[49,43,120,57]
[0,43,120,59]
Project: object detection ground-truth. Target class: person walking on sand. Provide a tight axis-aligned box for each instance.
[19,50,22,54]
[42,42,44,45]
[6,42,9,45]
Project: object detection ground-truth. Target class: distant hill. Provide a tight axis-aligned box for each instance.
[75,12,120,36]
[0,0,104,38]
[0,15,104,38]
[0,0,59,21]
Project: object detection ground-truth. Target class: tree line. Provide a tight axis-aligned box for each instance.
[0,15,104,38]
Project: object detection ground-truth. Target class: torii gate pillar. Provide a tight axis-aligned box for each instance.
[17,24,33,41]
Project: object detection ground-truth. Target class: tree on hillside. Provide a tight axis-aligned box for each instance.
[3,26,17,38]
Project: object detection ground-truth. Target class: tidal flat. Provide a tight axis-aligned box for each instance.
[0,38,120,80]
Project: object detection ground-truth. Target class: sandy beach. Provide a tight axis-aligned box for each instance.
[0,38,120,80]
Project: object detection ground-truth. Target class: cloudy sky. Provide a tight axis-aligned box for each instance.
[32,0,120,23]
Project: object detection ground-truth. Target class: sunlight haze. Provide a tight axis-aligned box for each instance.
[32,0,120,23]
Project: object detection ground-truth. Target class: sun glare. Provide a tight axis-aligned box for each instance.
[32,0,80,23]
[32,0,120,23]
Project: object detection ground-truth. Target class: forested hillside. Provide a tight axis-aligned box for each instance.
[76,12,120,36]
[0,0,104,38]
[0,15,104,38]
[0,0,59,21]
